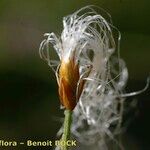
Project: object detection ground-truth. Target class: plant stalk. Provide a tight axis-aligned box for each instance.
[61,109,72,150]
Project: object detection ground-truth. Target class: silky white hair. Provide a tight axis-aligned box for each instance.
[39,6,149,150]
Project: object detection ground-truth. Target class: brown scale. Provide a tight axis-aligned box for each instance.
[58,54,92,110]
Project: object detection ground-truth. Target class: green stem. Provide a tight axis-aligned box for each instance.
[61,109,72,150]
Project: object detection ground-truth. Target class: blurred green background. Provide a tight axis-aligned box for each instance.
[0,0,150,150]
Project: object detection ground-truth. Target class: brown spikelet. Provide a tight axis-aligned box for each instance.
[58,58,80,110]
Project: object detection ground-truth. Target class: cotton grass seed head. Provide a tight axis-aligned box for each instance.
[39,6,129,149]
